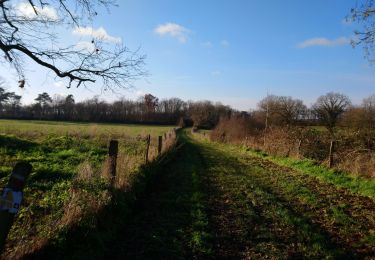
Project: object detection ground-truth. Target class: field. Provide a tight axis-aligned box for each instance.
[104,131,375,258]
[1,122,374,259]
[0,120,172,139]
[0,120,174,257]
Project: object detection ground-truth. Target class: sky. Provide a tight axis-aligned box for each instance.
[1,0,374,110]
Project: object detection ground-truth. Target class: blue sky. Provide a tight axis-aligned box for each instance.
[2,0,374,110]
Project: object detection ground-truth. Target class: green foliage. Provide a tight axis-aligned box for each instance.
[245,148,375,200]
[0,120,172,258]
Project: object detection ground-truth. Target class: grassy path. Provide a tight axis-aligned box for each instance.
[113,131,374,259]
[112,133,212,259]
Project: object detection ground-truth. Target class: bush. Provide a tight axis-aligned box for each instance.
[211,116,375,179]
[210,115,263,143]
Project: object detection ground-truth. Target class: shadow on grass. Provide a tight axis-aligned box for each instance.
[198,140,369,259]
[27,168,73,183]
[10,131,367,259]
[0,135,38,151]
[24,133,212,259]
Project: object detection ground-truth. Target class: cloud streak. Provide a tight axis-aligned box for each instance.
[16,2,58,20]
[73,26,121,43]
[154,23,190,43]
[297,37,350,48]
[75,41,96,52]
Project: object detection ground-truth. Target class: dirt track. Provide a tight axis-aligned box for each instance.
[113,132,375,259]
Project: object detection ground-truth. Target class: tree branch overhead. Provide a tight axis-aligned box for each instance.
[0,0,146,89]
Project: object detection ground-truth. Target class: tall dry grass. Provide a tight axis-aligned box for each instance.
[61,161,111,235]
[60,128,178,236]
[211,117,375,179]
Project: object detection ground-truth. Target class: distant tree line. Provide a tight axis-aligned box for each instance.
[0,84,374,131]
[0,89,232,126]
[254,92,375,133]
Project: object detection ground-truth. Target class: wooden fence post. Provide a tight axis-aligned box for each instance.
[328,140,335,168]
[297,139,302,158]
[145,134,150,163]
[158,136,162,155]
[108,140,118,180]
[0,162,32,253]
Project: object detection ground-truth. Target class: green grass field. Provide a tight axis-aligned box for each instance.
[1,124,374,258]
[0,119,172,139]
[107,131,375,258]
[0,119,174,257]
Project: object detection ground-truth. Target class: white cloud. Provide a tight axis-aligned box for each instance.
[72,26,121,43]
[154,23,190,43]
[220,40,229,46]
[203,41,213,48]
[75,41,96,52]
[53,81,65,88]
[16,2,58,20]
[135,90,146,97]
[297,37,350,48]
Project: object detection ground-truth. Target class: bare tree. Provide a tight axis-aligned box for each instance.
[313,92,352,135]
[0,0,145,89]
[257,95,279,127]
[144,94,158,113]
[313,93,351,168]
[258,95,306,126]
[275,96,306,126]
[188,101,231,129]
[349,0,375,62]
[362,93,375,127]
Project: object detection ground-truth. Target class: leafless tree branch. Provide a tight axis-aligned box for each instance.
[0,0,146,90]
[349,0,375,62]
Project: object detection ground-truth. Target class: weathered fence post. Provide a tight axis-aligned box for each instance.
[158,136,162,155]
[0,162,32,253]
[108,140,118,180]
[145,134,151,163]
[297,139,302,158]
[328,140,335,168]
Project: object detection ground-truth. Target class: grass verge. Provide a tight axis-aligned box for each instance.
[241,147,375,200]
[190,132,375,258]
